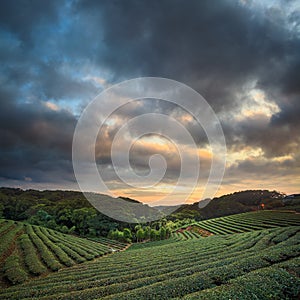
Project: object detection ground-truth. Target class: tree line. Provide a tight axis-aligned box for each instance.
[0,188,193,242]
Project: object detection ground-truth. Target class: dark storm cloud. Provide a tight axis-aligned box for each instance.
[0,84,76,183]
[74,0,297,111]
[73,0,300,163]
[0,72,76,150]
[257,37,300,131]
[223,112,300,158]
[36,62,99,101]
[0,0,299,191]
[0,0,61,42]
[0,0,98,183]
[225,154,300,185]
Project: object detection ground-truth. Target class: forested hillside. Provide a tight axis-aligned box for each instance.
[0,188,293,242]
[172,190,285,220]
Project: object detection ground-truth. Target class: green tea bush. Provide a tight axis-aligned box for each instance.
[19,234,47,275]
[3,254,28,284]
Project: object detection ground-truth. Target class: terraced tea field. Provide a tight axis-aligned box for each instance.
[196,210,300,234]
[172,230,203,241]
[175,210,300,239]
[0,210,300,299]
[0,225,299,299]
[0,219,127,286]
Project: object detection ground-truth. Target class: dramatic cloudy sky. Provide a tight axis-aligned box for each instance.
[0,0,299,204]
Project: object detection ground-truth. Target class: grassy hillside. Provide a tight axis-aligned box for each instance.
[0,219,127,286]
[0,225,299,299]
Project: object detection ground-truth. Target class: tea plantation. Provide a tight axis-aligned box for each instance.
[195,210,300,234]
[0,210,299,299]
[0,219,127,286]
[0,211,300,300]
[175,210,300,240]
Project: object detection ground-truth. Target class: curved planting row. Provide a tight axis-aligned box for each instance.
[172,230,203,241]
[0,226,299,299]
[0,219,127,286]
[88,236,127,251]
[195,210,300,235]
[174,225,212,240]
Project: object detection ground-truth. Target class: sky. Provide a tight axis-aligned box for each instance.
[0,0,299,205]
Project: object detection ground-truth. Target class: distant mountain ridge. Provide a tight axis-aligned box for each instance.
[0,187,165,223]
[170,190,286,220]
[0,187,289,224]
